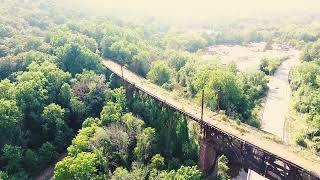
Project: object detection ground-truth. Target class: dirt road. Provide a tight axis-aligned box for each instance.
[261,50,300,139]
[36,152,67,180]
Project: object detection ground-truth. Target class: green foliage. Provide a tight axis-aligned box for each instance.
[177,60,197,89]
[100,102,122,125]
[155,166,202,180]
[41,104,65,139]
[82,117,100,128]
[150,154,165,170]
[72,70,110,118]
[16,71,49,116]
[290,41,320,151]
[134,127,156,163]
[89,113,145,171]
[54,152,98,180]
[2,145,23,174]
[165,50,192,71]
[70,97,86,124]
[41,104,72,150]
[71,119,131,172]
[289,61,320,91]
[179,62,269,122]
[0,171,10,180]
[56,43,103,75]
[296,134,307,147]
[23,149,39,174]
[131,93,199,163]
[39,142,56,166]
[112,87,127,112]
[147,61,174,86]
[112,167,129,180]
[120,113,145,143]
[108,40,138,65]
[301,40,320,62]
[259,58,282,75]
[217,155,231,180]
[164,32,208,53]
[101,29,155,77]
[111,165,148,180]
[292,86,320,114]
[193,68,249,119]
[27,61,72,103]
[58,83,73,107]
[46,29,98,52]
[0,100,22,147]
[0,0,295,177]
[240,70,268,125]
[0,80,16,100]
[240,70,268,102]
[0,51,55,79]
[100,124,130,169]
[0,6,107,176]
[175,166,202,179]
[67,125,97,157]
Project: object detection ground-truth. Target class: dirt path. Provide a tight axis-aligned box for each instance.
[36,152,67,180]
[261,50,300,139]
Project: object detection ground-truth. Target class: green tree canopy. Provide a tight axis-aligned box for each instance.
[100,102,122,125]
[56,43,103,75]
[0,100,22,147]
[2,145,23,174]
[0,79,16,100]
[147,61,174,86]
[72,70,109,118]
[134,127,156,163]
[54,152,98,180]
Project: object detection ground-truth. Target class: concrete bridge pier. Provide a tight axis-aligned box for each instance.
[198,126,218,177]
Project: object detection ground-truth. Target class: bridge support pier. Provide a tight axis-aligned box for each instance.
[123,82,135,106]
[198,126,218,177]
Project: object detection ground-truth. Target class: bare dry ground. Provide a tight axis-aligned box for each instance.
[261,50,300,139]
[201,42,293,71]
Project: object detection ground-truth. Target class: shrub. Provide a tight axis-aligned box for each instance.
[260,58,282,75]
[296,135,307,147]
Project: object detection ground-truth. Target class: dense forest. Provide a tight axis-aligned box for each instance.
[1,0,320,179]
[289,39,320,153]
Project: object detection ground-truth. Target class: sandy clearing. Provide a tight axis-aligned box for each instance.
[201,43,292,71]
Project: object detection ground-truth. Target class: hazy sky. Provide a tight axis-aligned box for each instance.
[61,0,320,22]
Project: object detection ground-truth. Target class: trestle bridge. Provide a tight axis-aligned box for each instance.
[103,60,320,180]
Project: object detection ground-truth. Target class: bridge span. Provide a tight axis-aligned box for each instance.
[103,60,320,180]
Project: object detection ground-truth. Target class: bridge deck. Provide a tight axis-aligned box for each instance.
[103,60,320,178]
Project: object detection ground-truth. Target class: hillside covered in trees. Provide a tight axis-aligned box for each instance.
[1,0,320,179]
[289,40,320,153]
